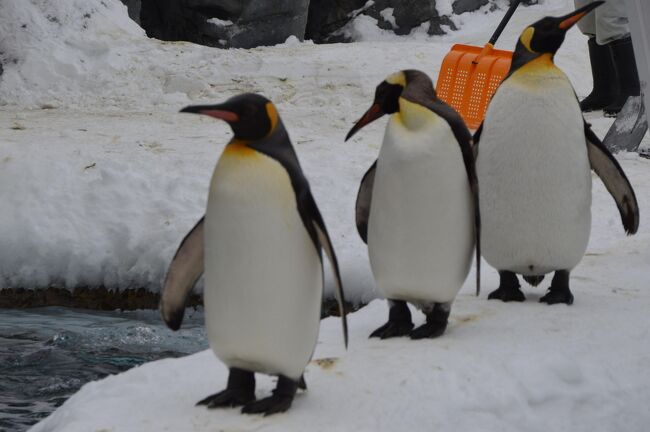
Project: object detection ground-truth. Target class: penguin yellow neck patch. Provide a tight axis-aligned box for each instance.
[265,102,279,134]
[223,140,257,157]
[396,98,437,130]
[520,27,536,53]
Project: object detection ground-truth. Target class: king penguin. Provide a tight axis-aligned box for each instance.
[346,70,480,339]
[475,2,639,305]
[160,93,348,416]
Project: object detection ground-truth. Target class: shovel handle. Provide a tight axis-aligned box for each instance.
[488,0,523,46]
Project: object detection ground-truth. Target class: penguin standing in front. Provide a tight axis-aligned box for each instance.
[346,70,480,339]
[476,2,639,305]
[160,93,348,416]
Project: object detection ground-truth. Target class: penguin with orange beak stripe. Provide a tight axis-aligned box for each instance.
[160,93,348,415]
[475,2,639,305]
[347,70,480,340]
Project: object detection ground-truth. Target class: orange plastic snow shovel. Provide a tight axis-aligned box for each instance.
[436,0,522,130]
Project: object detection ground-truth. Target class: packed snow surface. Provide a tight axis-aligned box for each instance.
[1,0,649,428]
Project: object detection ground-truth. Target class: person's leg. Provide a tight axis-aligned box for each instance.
[575,0,617,112]
[595,1,640,116]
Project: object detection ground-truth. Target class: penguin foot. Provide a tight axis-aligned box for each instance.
[241,375,297,416]
[540,287,574,305]
[197,388,256,408]
[488,271,525,302]
[409,321,447,339]
[540,270,573,305]
[369,320,414,339]
[488,286,525,302]
[197,368,255,408]
[410,303,450,339]
[369,299,413,339]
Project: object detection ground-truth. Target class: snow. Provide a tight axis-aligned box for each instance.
[2,0,649,427]
[207,17,234,27]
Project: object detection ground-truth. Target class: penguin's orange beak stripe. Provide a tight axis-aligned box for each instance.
[558,11,587,29]
[201,110,239,122]
[345,103,384,141]
[559,1,603,30]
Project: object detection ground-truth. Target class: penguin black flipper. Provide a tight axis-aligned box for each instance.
[250,123,349,347]
[421,98,481,296]
[472,123,483,159]
[355,160,377,244]
[584,121,640,234]
[160,217,205,330]
[305,190,349,347]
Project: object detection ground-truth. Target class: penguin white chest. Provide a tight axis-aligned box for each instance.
[203,144,322,380]
[477,61,592,275]
[368,102,474,306]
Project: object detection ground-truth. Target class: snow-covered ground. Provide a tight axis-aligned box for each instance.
[1,0,649,430]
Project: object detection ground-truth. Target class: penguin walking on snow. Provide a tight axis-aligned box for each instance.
[160,93,348,416]
[346,70,480,339]
[476,2,639,305]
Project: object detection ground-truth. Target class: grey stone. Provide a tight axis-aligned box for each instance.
[119,0,141,24]
[305,0,366,43]
[139,0,310,49]
[452,0,489,15]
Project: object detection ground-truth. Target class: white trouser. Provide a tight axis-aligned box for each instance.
[574,0,630,45]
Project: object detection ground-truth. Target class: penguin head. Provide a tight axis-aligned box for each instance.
[180,93,280,141]
[516,1,603,57]
[346,70,434,140]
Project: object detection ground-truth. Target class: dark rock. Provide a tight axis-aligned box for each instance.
[453,0,488,15]
[0,287,359,318]
[0,287,201,310]
[364,0,438,36]
[139,0,310,49]
[119,0,141,24]
[305,0,366,43]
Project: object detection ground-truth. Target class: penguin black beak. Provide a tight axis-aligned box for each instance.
[180,105,240,122]
[558,1,603,30]
[345,103,385,141]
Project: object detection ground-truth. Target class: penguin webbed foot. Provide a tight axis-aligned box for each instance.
[369,300,413,339]
[197,388,255,408]
[410,303,450,340]
[369,320,414,338]
[488,271,526,302]
[241,375,297,416]
[540,270,573,305]
[197,368,256,408]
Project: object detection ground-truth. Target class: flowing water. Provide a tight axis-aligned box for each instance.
[0,307,208,431]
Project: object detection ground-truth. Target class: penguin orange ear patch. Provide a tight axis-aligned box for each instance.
[520,27,536,53]
[265,102,279,132]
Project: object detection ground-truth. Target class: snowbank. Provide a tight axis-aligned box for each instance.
[0,0,647,305]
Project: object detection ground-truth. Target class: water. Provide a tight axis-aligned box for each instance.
[0,307,208,431]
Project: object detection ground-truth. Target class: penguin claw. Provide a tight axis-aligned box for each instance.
[540,288,574,305]
[409,321,447,339]
[241,394,294,416]
[487,286,526,302]
[197,389,255,408]
[369,321,414,339]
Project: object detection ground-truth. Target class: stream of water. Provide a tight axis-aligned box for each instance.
[0,307,207,431]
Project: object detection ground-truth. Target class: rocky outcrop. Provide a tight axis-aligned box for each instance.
[0,287,201,310]
[125,0,536,47]
[452,0,489,15]
[0,287,357,317]
[138,0,310,48]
